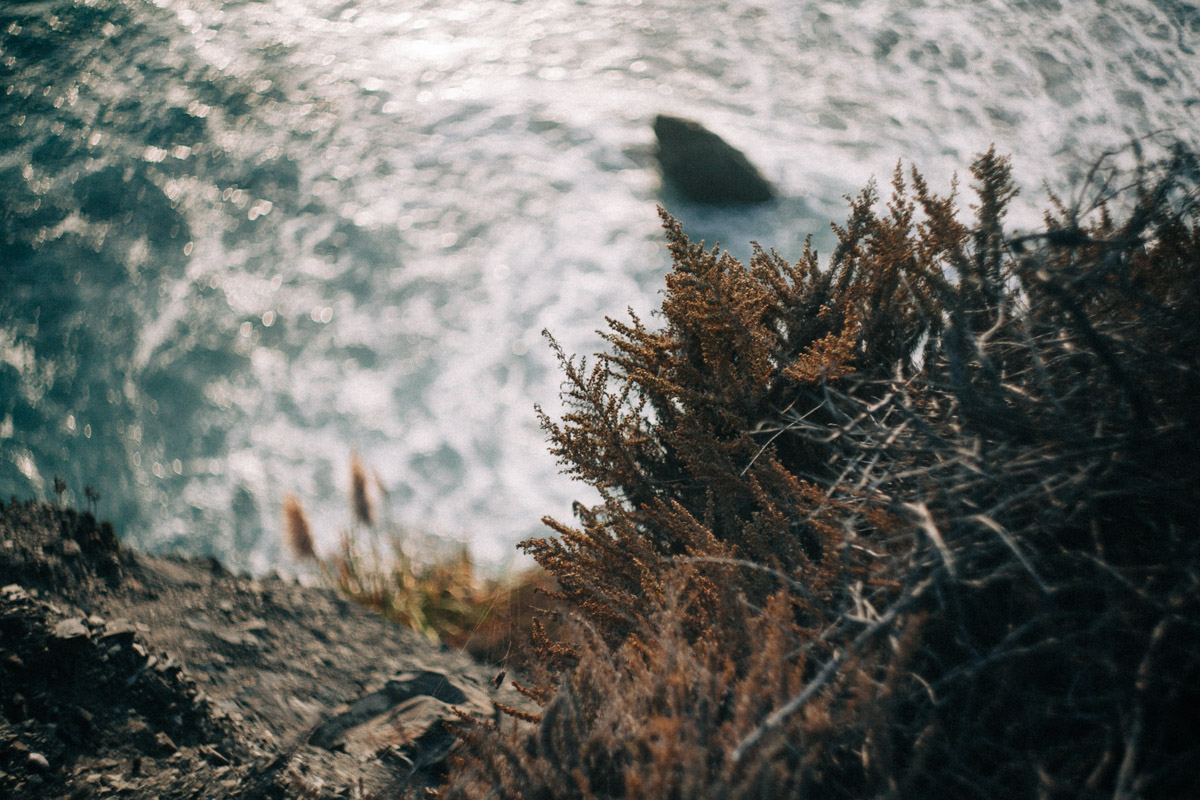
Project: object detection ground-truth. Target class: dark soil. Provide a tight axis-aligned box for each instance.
[0,499,528,799]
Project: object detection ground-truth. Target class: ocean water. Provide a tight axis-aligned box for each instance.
[2,0,1197,572]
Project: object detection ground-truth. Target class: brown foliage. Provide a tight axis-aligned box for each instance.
[441,144,1200,799]
[281,493,316,561]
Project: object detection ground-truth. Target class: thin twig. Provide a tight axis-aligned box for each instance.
[731,577,932,767]
[905,502,957,580]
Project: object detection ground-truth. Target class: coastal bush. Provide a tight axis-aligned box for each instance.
[438,145,1200,799]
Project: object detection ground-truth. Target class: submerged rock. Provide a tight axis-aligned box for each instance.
[653,114,775,205]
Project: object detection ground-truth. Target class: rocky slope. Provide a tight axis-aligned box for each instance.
[0,500,527,799]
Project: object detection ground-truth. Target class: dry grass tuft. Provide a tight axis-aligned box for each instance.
[283,456,553,667]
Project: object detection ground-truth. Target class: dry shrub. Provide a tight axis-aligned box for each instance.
[439,143,1200,799]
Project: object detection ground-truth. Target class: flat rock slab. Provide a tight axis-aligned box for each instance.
[0,501,531,799]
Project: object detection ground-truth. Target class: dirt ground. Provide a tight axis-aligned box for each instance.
[0,499,530,799]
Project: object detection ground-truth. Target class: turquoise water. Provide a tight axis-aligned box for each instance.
[2,0,1197,571]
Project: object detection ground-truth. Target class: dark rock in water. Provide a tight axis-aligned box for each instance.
[653,114,775,205]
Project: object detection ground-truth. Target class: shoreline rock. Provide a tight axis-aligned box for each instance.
[0,500,527,799]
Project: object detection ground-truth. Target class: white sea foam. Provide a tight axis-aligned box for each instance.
[1,0,1196,572]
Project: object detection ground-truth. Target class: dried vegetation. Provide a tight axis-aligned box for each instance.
[439,145,1200,799]
[283,457,554,668]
